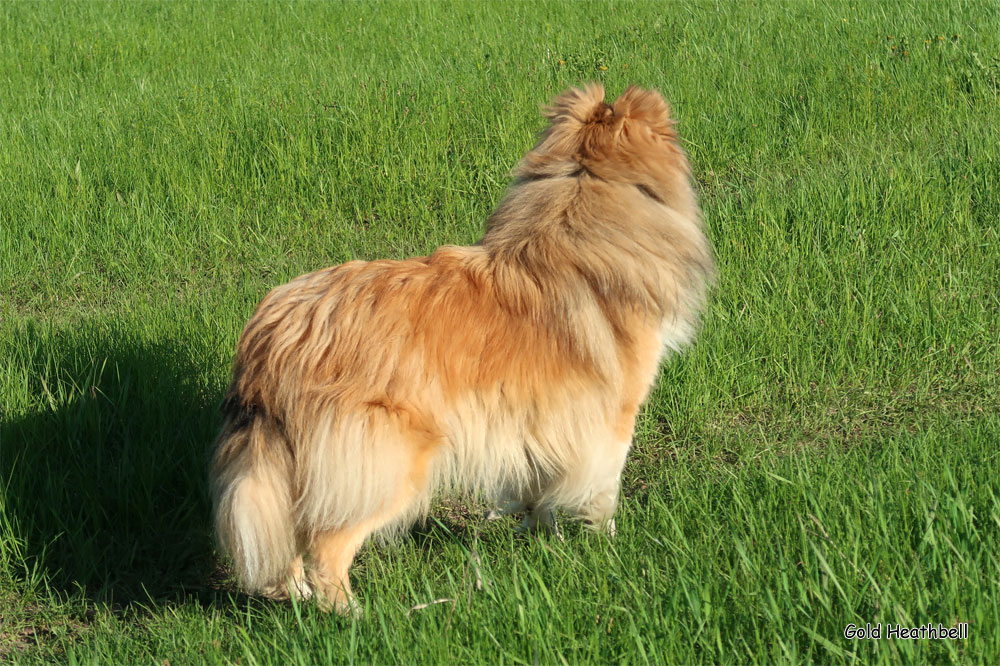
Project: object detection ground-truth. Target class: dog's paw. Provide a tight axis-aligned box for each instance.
[261,575,314,601]
[315,591,362,617]
[292,577,314,600]
[582,516,616,538]
[260,583,290,601]
[486,500,529,521]
[515,508,564,541]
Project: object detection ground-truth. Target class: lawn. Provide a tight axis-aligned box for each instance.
[1,1,998,663]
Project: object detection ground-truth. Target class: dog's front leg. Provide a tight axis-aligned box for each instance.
[487,500,562,539]
[516,504,562,539]
[484,499,528,521]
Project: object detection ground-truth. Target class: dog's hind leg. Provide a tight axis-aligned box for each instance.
[307,523,371,615]
[307,406,440,614]
[308,480,430,615]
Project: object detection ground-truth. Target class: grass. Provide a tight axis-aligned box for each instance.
[1,0,999,663]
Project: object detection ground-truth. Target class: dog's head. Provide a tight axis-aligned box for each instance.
[516,84,690,205]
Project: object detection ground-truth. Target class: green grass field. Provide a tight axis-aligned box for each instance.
[2,0,999,663]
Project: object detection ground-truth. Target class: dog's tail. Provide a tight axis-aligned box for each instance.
[210,404,295,593]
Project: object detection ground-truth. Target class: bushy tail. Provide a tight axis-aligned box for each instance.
[210,415,295,593]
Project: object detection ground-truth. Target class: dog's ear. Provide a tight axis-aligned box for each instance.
[611,86,674,137]
[543,83,612,126]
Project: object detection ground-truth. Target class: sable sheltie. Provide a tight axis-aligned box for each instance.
[211,84,714,613]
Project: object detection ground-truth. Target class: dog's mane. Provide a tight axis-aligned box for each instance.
[481,84,714,341]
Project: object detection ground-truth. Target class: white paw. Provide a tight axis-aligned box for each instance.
[292,577,314,600]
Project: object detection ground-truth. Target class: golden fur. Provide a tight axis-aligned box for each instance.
[210,84,714,612]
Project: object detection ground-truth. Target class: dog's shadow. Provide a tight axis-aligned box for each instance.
[0,321,225,608]
[1,322,518,613]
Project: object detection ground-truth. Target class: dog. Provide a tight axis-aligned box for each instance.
[210,84,714,613]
